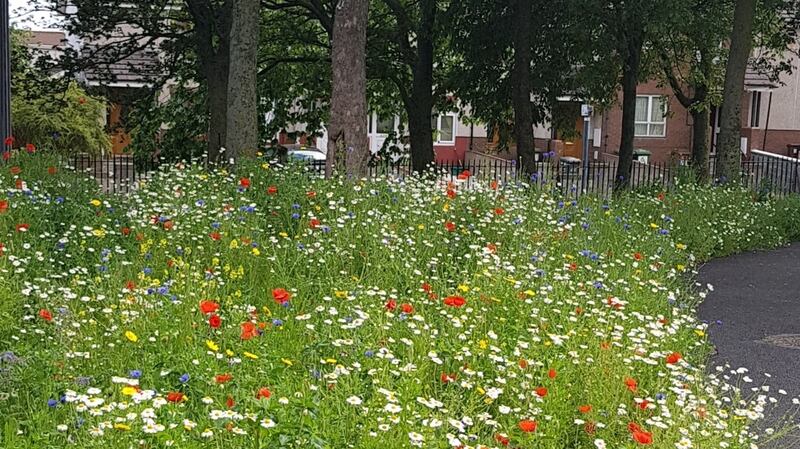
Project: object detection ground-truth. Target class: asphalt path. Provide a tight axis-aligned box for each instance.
[698,243,800,447]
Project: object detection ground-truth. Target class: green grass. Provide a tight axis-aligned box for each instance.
[0,151,798,449]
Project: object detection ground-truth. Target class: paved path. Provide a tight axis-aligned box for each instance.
[698,243,800,444]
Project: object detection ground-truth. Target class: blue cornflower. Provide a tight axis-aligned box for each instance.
[272,319,283,327]
[365,350,375,357]
[179,373,190,383]
[129,370,142,379]
[47,398,58,408]
[143,267,153,275]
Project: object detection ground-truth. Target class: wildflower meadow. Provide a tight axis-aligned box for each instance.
[1,152,800,449]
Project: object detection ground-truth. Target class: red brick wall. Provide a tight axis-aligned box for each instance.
[434,136,489,163]
[743,128,800,157]
[601,80,692,164]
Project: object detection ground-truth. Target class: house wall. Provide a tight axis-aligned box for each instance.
[600,80,693,164]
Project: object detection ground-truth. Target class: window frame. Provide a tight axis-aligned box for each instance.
[432,113,457,144]
[634,95,668,138]
[749,91,762,128]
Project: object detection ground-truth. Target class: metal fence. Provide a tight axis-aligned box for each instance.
[60,151,800,197]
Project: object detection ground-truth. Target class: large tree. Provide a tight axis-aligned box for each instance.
[225,0,261,160]
[510,0,535,174]
[34,0,261,162]
[326,0,370,177]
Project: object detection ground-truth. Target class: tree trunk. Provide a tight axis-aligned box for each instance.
[716,0,757,184]
[511,0,535,175]
[690,107,710,182]
[207,57,229,164]
[226,0,260,162]
[614,24,645,190]
[326,0,370,178]
[408,0,436,173]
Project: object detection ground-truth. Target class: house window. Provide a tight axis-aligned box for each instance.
[376,115,394,134]
[750,91,762,128]
[432,114,456,143]
[634,96,667,137]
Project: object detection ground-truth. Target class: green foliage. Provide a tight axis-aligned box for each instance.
[9,30,110,154]
[11,82,110,155]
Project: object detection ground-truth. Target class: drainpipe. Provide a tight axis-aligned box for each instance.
[762,91,773,151]
[0,0,10,151]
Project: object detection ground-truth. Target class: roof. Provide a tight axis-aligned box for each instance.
[24,31,67,50]
[81,44,162,87]
[744,68,779,91]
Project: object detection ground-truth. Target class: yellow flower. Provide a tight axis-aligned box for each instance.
[478,340,488,350]
[243,351,258,360]
[694,329,705,337]
[325,358,337,364]
[457,284,469,293]
[334,290,348,299]
[417,224,425,230]
[229,239,239,249]
[121,386,137,396]
[206,340,219,352]
[650,223,659,229]
[524,289,535,296]
[92,228,106,237]
[89,199,101,207]
[225,349,235,357]
[124,331,138,343]
[114,423,131,431]
[251,248,260,256]
[281,358,293,366]
[279,232,288,238]
[676,243,687,250]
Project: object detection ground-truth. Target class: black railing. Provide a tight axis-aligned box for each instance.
[59,152,800,197]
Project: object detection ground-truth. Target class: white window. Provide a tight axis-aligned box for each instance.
[432,114,456,143]
[634,96,667,137]
[749,91,762,128]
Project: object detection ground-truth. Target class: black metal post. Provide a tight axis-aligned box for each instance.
[0,0,11,153]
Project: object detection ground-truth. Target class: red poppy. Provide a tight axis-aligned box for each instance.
[256,387,271,400]
[306,190,316,198]
[446,189,456,199]
[272,288,291,304]
[166,392,185,403]
[121,227,131,236]
[47,166,57,175]
[16,223,29,232]
[534,386,548,397]
[518,420,537,433]
[490,180,499,190]
[199,300,220,315]
[240,322,258,340]
[657,192,665,201]
[9,166,21,175]
[421,283,432,293]
[494,433,510,446]
[444,221,456,232]
[494,207,505,215]
[239,177,251,188]
[78,97,86,105]
[385,299,397,311]
[578,404,592,413]
[569,262,578,271]
[584,420,597,434]
[443,295,466,307]
[267,185,278,195]
[4,136,14,146]
[125,280,136,291]
[457,170,471,180]
[209,314,221,328]
[637,400,650,410]
[215,373,233,384]
[575,306,584,315]
[226,395,235,408]
[0,242,5,257]
[400,303,414,314]
[309,218,321,228]
[209,232,222,241]
[628,423,653,445]
[1,151,9,161]
[0,200,7,213]
[440,372,457,383]
[624,377,638,392]
[163,220,174,230]
[38,309,53,322]
[665,352,682,364]
[519,359,528,369]
[486,243,497,253]
[633,252,643,261]
[548,368,557,379]
[25,143,35,153]
[14,179,23,190]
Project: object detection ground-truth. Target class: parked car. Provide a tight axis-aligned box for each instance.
[263,143,326,163]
